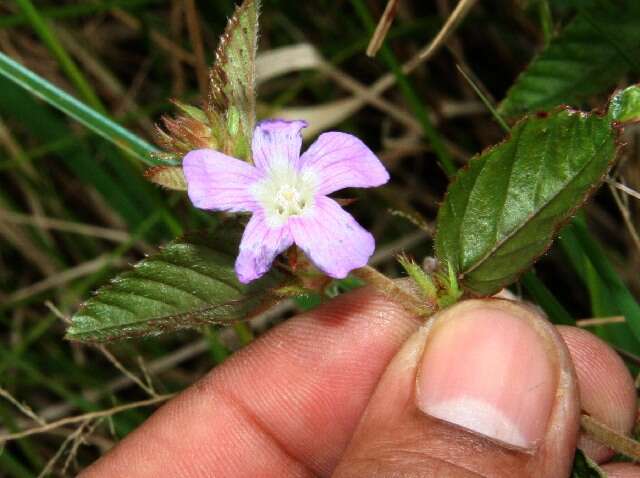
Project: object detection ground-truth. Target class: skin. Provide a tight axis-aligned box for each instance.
[81,288,639,477]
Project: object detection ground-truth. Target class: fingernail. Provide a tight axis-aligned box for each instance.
[416,301,557,449]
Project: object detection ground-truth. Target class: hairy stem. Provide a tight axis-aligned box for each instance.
[353,265,436,317]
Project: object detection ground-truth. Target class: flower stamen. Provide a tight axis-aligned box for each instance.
[252,167,317,226]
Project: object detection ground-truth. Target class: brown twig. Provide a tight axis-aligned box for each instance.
[37,420,90,478]
[0,209,130,243]
[366,0,400,57]
[576,316,626,327]
[0,386,45,426]
[609,183,640,254]
[184,0,209,98]
[417,0,478,62]
[0,394,175,443]
[7,255,123,305]
[608,178,640,201]
[96,345,158,398]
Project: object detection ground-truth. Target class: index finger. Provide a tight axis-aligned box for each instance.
[81,288,419,477]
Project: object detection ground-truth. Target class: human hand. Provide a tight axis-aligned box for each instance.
[81,289,638,477]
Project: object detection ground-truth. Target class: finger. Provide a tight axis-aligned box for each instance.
[601,462,640,477]
[81,288,419,477]
[333,299,580,478]
[557,326,637,463]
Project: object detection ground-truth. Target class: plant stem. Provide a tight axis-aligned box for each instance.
[354,266,435,317]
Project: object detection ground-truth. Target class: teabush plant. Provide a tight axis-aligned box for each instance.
[1,0,640,475]
[62,1,640,346]
[60,3,640,471]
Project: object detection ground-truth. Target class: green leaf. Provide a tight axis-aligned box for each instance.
[66,222,286,343]
[207,0,260,160]
[499,0,640,118]
[570,449,606,478]
[435,85,640,296]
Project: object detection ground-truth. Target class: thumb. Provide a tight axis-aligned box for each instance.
[333,299,580,478]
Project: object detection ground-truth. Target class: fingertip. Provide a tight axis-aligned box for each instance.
[334,299,580,478]
[557,326,637,463]
[601,462,640,478]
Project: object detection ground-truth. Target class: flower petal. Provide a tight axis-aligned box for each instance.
[299,132,390,195]
[251,119,307,172]
[235,212,294,283]
[183,149,261,212]
[289,196,375,279]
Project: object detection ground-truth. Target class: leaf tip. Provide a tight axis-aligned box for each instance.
[609,84,640,124]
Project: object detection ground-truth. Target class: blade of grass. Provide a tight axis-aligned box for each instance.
[560,221,640,352]
[0,453,33,478]
[0,78,149,227]
[537,0,553,46]
[570,217,640,344]
[204,327,231,363]
[0,316,58,376]
[15,0,104,111]
[520,271,574,325]
[456,64,509,132]
[0,52,170,166]
[0,403,44,471]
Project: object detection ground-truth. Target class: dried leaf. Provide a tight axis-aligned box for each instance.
[144,166,187,190]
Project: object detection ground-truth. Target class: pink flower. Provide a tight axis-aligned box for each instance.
[183,119,389,283]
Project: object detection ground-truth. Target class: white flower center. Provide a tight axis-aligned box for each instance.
[274,184,306,215]
[251,161,317,227]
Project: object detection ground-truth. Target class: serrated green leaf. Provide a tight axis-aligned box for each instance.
[207,0,260,160]
[435,86,640,296]
[499,0,640,118]
[153,0,260,161]
[67,222,285,343]
[571,449,606,478]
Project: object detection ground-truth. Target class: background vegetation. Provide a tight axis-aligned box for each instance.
[0,0,638,475]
